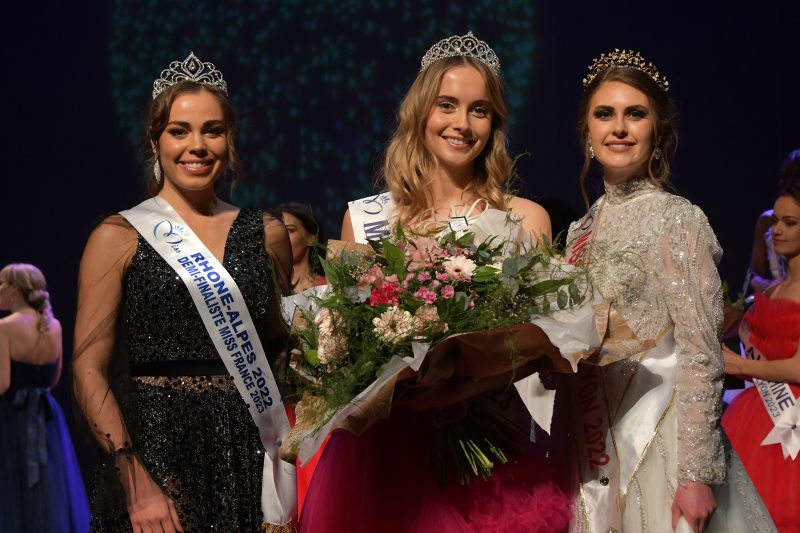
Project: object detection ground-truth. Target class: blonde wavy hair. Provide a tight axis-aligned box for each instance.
[0,263,53,330]
[380,56,512,225]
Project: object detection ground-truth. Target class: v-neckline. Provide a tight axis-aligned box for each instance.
[143,208,244,266]
[212,208,243,266]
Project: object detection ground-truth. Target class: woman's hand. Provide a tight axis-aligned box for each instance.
[126,474,184,533]
[671,481,716,532]
[721,343,746,378]
[119,454,184,533]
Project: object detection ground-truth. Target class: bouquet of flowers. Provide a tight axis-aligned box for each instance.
[281,218,587,484]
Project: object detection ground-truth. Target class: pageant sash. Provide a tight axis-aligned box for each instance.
[567,201,679,533]
[120,197,296,526]
[348,193,395,243]
[567,201,620,533]
[740,323,800,459]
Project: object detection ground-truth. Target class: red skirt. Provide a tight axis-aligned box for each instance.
[299,406,572,533]
[723,386,800,532]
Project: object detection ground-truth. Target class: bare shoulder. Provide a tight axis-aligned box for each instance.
[507,196,549,218]
[507,196,552,238]
[341,207,355,241]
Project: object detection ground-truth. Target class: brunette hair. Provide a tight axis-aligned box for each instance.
[278,202,326,277]
[146,80,242,195]
[779,149,800,187]
[779,180,800,207]
[380,56,512,225]
[576,66,678,208]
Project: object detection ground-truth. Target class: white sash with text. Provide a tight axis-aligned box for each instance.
[741,323,800,459]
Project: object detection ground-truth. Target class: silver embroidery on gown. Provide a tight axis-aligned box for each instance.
[567,178,775,532]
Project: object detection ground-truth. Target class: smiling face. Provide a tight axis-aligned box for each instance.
[156,89,229,192]
[772,195,800,260]
[587,80,655,184]
[424,65,492,174]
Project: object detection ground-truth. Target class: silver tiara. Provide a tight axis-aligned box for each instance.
[152,52,228,100]
[420,32,500,75]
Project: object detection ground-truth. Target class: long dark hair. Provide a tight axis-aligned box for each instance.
[279,202,326,277]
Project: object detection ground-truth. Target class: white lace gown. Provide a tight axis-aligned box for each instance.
[567,178,775,532]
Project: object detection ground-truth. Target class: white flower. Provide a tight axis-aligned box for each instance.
[443,255,477,281]
[372,306,417,343]
[315,309,347,364]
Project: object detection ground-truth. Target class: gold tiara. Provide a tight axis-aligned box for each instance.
[582,49,669,92]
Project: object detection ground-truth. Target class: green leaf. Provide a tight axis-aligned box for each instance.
[568,282,581,305]
[304,349,321,366]
[501,256,526,277]
[455,232,475,248]
[472,265,500,283]
[381,238,407,277]
[393,219,407,242]
[528,278,568,297]
[557,289,568,309]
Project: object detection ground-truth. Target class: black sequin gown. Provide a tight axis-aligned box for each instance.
[90,208,282,532]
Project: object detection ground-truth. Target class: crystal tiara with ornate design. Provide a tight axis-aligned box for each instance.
[152,52,228,100]
[582,49,669,92]
[420,32,500,75]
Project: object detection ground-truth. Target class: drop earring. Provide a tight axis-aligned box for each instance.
[588,136,595,159]
[154,159,162,184]
[653,146,662,160]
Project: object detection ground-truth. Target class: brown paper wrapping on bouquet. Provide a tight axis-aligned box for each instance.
[280,322,573,462]
[327,239,372,258]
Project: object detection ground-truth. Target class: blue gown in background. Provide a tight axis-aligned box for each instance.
[0,360,90,533]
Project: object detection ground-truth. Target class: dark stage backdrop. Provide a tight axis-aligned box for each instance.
[2,0,798,491]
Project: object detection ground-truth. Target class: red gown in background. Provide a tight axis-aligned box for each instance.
[299,401,573,533]
[722,292,800,532]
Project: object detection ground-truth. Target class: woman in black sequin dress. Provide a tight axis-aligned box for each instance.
[73,55,293,533]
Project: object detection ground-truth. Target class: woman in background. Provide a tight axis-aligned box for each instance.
[0,263,89,533]
[279,202,327,293]
[722,182,800,531]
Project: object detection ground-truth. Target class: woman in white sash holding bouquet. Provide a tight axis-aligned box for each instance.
[566,49,774,532]
[299,32,574,533]
[73,53,296,532]
[722,181,800,531]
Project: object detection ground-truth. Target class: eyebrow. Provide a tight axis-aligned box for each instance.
[592,104,649,112]
[166,120,225,128]
[435,95,492,107]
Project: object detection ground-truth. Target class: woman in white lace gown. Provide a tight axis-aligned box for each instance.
[566,50,775,532]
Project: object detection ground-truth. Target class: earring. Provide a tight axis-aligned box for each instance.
[154,160,162,184]
[587,136,595,159]
[653,146,662,160]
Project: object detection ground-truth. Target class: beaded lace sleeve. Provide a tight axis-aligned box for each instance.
[658,201,726,484]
